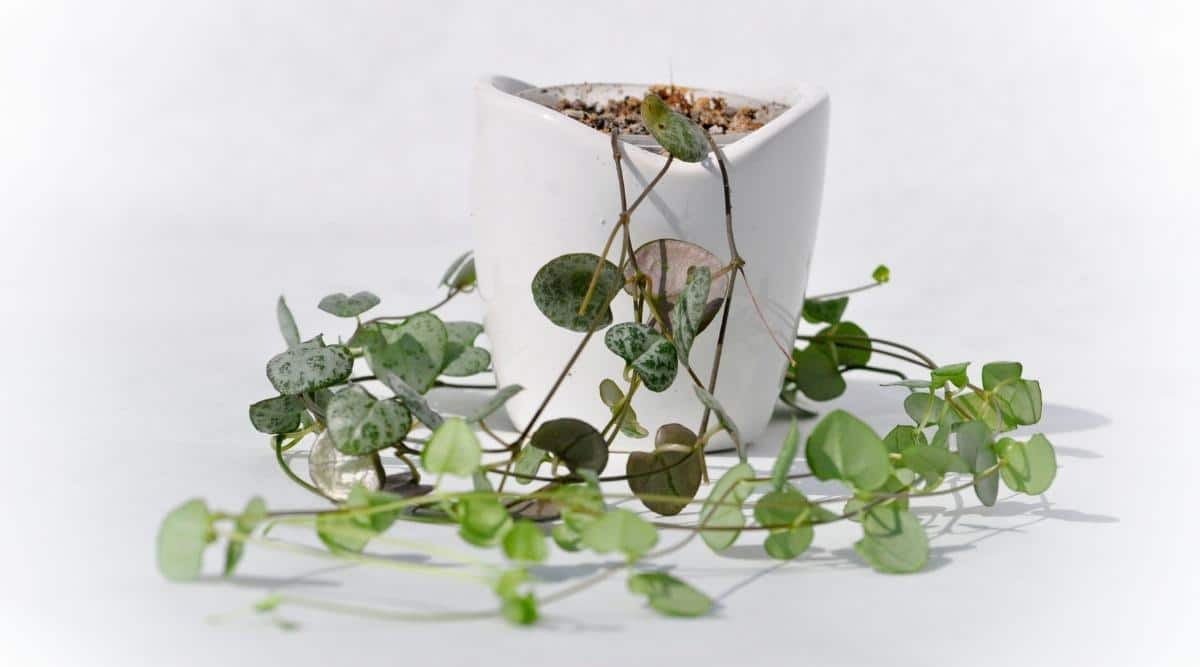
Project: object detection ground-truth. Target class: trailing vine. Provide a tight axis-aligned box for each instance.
[157,93,1058,626]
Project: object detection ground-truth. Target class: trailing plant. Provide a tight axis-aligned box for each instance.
[158,93,1058,627]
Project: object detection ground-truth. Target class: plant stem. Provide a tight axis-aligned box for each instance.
[274,436,330,501]
[362,289,458,326]
[806,281,884,301]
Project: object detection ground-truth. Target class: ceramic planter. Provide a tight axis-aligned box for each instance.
[470,76,829,448]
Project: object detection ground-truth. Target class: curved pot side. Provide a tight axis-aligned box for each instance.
[470,75,829,448]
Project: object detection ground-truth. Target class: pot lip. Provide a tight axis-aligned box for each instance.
[476,74,828,166]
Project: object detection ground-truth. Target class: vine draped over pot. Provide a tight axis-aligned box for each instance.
[157,93,1058,626]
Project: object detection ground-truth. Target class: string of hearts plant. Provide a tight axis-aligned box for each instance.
[157,93,1058,627]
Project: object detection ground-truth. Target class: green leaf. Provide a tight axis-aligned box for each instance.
[266,336,354,395]
[276,296,301,349]
[997,434,1057,495]
[512,444,548,485]
[627,571,713,617]
[442,321,491,377]
[531,253,621,332]
[468,384,523,423]
[316,485,403,554]
[883,425,928,454]
[581,509,658,560]
[626,424,702,516]
[956,420,999,506]
[458,494,513,547]
[440,251,477,290]
[931,362,970,389]
[789,346,847,401]
[248,395,305,434]
[804,410,891,491]
[307,431,378,501]
[813,321,871,367]
[956,391,1005,432]
[530,418,607,475]
[769,419,801,491]
[900,446,968,489]
[854,503,929,573]
[555,483,606,532]
[982,361,1023,391]
[802,296,848,325]
[223,496,267,577]
[670,265,711,364]
[362,313,449,394]
[326,385,412,456]
[872,264,891,283]
[501,593,538,625]
[699,462,755,551]
[753,485,810,527]
[641,93,708,162]
[764,525,814,560]
[551,523,582,551]
[318,291,380,318]
[502,520,548,563]
[598,379,648,438]
[692,386,741,452]
[422,418,482,476]
[604,322,679,392]
[903,391,945,427]
[157,499,213,582]
[995,380,1043,426]
[883,379,932,389]
[375,368,444,429]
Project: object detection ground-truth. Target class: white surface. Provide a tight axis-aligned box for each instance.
[2,1,1198,665]
[471,75,828,443]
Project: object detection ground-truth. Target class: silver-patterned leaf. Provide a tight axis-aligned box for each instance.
[363,312,448,393]
[440,251,476,290]
[531,253,621,332]
[442,321,491,376]
[318,291,381,318]
[604,322,678,392]
[248,395,305,434]
[376,369,444,429]
[670,265,711,363]
[693,385,742,452]
[276,296,301,349]
[266,336,354,395]
[326,385,412,456]
[308,431,380,501]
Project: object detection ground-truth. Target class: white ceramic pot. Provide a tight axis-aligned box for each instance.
[470,76,829,448]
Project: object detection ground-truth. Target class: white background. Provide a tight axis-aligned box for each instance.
[2,1,1198,665]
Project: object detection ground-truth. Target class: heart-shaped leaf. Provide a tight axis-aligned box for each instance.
[802,296,848,325]
[530,418,607,475]
[854,503,929,573]
[604,323,679,392]
[625,239,727,329]
[995,379,1043,426]
[982,361,1023,391]
[698,462,756,551]
[502,520,548,563]
[248,395,305,434]
[789,345,847,401]
[326,385,412,456]
[626,423,702,516]
[157,499,213,582]
[318,291,380,318]
[422,418,482,476]
[671,266,711,364]
[641,93,709,163]
[931,361,970,389]
[627,571,712,617]
[308,431,380,501]
[266,336,354,395]
[812,321,871,366]
[580,509,658,560]
[997,433,1056,495]
[375,369,444,429]
[804,410,890,491]
[531,253,621,332]
[442,321,491,377]
[363,313,448,393]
